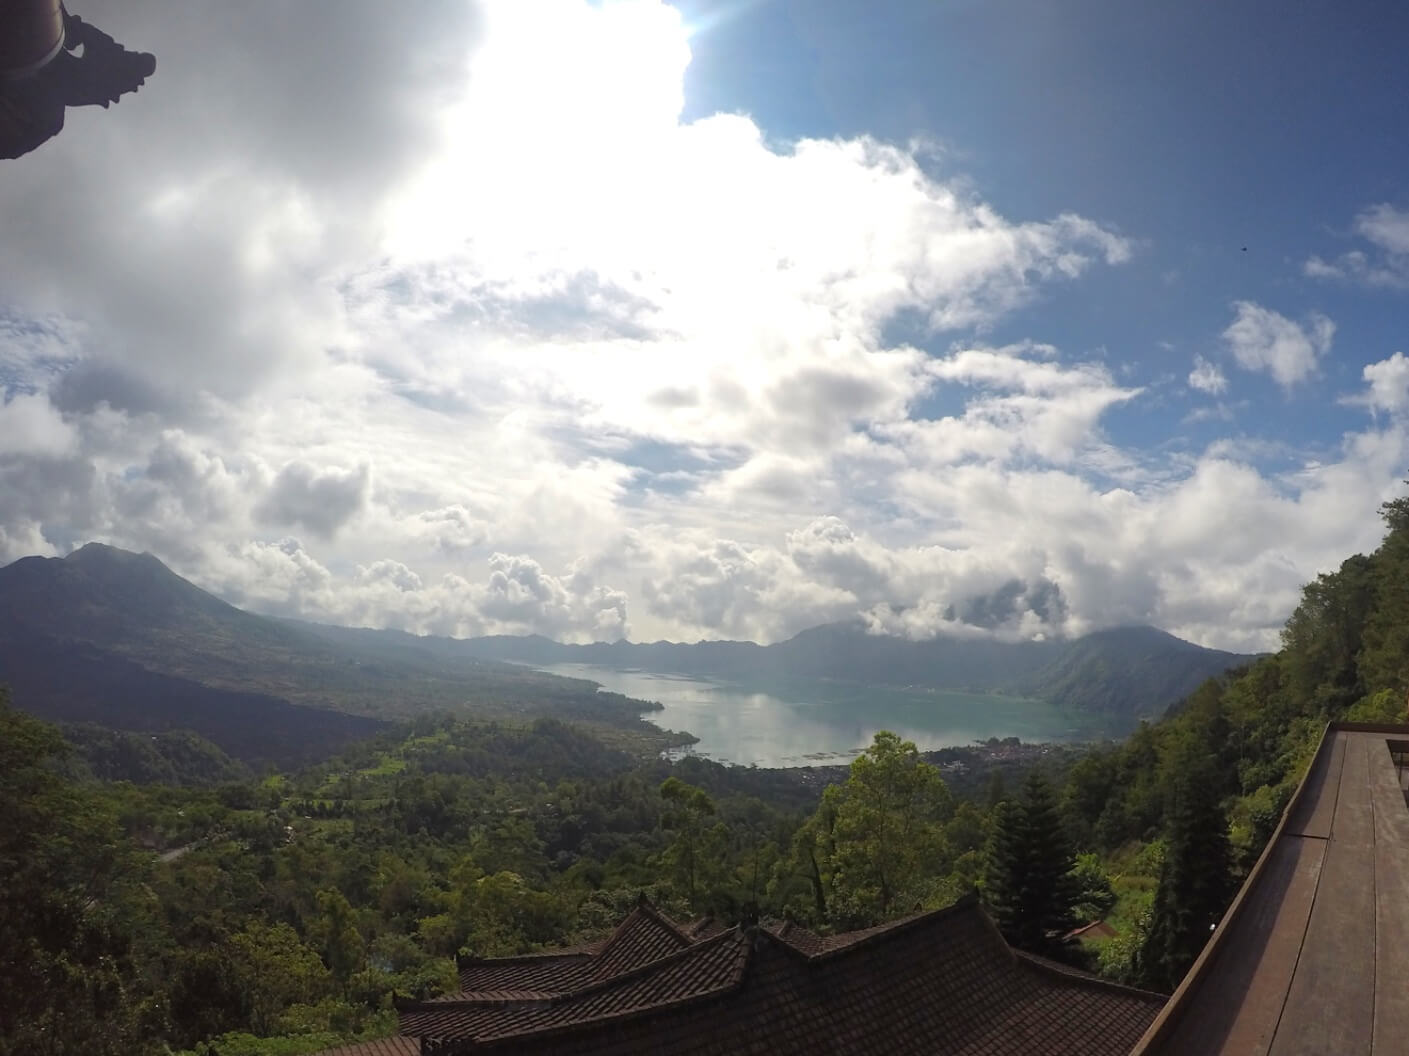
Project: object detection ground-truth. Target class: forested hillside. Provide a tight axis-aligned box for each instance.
[6,496,1409,1055]
[0,545,688,765]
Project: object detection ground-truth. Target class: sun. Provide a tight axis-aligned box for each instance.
[384,0,691,259]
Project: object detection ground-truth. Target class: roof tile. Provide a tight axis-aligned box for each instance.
[399,896,1165,1055]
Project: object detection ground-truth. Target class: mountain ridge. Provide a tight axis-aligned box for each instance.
[433,619,1250,726]
[0,544,678,762]
[0,545,1254,750]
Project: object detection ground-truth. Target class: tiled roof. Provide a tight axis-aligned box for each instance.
[683,914,730,940]
[587,900,696,980]
[406,929,749,1044]
[309,1037,419,1056]
[447,901,697,998]
[399,895,1166,1055]
[761,913,932,957]
[454,951,598,996]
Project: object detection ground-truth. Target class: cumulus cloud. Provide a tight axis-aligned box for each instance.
[1305,204,1409,289]
[892,344,1142,469]
[0,2,483,402]
[0,0,1404,654]
[1222,301,1334,389]
[0,392,78,457]
[256,462,370,538]
[1188,354,1229,395]
[1344,352,1409,416]
[481,553,629,641]
[203,540,628,643]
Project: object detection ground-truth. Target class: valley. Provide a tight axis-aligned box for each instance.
[0,544,1255,770]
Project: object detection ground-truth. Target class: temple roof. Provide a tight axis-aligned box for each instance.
[399,894,1165,1054]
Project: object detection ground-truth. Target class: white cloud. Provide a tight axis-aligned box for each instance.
[1188,354,1228,395]
[1,0,1405,655]
[1222,301,1334,389]
[1358,204,1409,255]
[1304,203,1409,289]
[1345,352,1409,416]
[890,344,1142,469]
[256,462,371,539]
[480,552,629,641]
[0,392,78,457]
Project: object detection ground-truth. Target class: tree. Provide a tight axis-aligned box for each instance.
[313,888,365,995]
[227,920,330,1036]
[1359,496,1409,697]
[778,792,838,922]
[1069,852,1117,921]
[658,777,720,905]
[983,770,1081,958]
[1282,554,1374,713]
[1136,748,1234,992]
[0,690,158,1055]
[822,731,953,925]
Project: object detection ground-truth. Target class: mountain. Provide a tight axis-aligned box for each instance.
[0,544,1254,760]
[442,620,1252,727]
[1015,624,1250,720]
[0,545,669,764]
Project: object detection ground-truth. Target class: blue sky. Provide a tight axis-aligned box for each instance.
[1,0,1407,650]
[677,0,1409,453]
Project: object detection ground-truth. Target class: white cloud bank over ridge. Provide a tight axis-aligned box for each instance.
[0,0,1405,653]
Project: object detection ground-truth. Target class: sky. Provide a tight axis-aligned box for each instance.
[2,0,1408,652]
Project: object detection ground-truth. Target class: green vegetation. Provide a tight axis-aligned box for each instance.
[10,495,1409,1051]
[0,545,691,768]
[1056,494,1409,988]
[984,771,1081,958]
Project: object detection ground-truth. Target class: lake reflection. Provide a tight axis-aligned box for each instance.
[534,663,1082,767]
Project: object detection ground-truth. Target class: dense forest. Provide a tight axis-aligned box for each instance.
[7,496,1409,1055]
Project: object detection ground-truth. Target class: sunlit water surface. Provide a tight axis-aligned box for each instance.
[532,663,1083,767]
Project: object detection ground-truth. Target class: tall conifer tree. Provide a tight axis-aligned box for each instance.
[1137,753,1233,992]
[983,770,1081,957]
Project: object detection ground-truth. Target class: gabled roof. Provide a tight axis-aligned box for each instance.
[449,898,696,997]
[587,898,697,980]
[400,895,1166,1055]
[405,927,750,1045]
[682,914,729,940]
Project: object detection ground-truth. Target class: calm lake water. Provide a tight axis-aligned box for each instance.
[534,663,1083,767]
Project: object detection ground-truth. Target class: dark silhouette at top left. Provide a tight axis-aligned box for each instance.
[0,0,155,160]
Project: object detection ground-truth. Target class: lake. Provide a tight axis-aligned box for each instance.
[532,663,1084,767]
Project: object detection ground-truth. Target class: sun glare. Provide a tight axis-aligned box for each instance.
[385,0,691,258]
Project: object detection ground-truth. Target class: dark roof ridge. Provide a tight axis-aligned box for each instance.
[423,988,558,1006]
[455,948,596,968]
[760,891,984,962]
[472,932,753,1049]
[573,897,694,964]
[452,898,692,974]
[685,913,719,938]
[625,896,697,944]
[1013,950,1168,1002]
[406,926,747,1013]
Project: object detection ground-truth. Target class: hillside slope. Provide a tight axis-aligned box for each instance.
[0,545,671,761]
